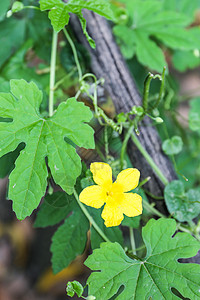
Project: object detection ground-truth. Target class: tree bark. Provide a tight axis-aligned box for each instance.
[70,11,177,196]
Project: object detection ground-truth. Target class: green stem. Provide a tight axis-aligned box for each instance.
[143,189,164,200]
[142,73,154,113]
[143,199,165,218]
[104,126,109,160]
[49,30,58,117]
[151,67,166,111]
[129,228,136,255]
[63,28,82,81]
[131,131,169,186]
[73,189,111,243]
[23,5,40,10]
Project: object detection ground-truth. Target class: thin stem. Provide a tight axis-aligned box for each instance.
[63,27,82,81]
[131,132,169,186]
[23,5,40,10]
[104,126,109,160]
[143,189,164,200]
[142,73,154,113]
[151,67,166,111]
[73,189,111,243]
[143,199,166,218]
[49,30,58,117]
[54,68,76,90]
[129,228,136,255]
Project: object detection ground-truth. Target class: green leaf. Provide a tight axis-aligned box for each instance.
[162,136,183,155]
[66,280,84,297]
[0,79,94,219]
[153,27,199,50]
[0,0,11,21]
[85,218,200,300]
[164,180,200,222]
[34,192,75,228]
[135,30,166,72]
[51,207,89,273]
[78,13,96,48]
[189,97,200,131]
[48,4,70,32]
[161,0,199,20]
[112,0,198,71]
[88,207,123,250]
[39,0,114,32]
[121,215,140,228]
[172,50,200,72]
[0,18,26,68]
[113,25,135,59]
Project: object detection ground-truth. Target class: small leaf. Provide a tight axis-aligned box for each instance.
[34,192,75,228]
[85,218,200,299]
[78,13,96,48]
[51,207,89,274]
[66,280,84,297]
[189,97,200,131]
[164,180,200,222]
[162,136,183,155]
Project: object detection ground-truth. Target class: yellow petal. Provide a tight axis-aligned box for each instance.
[121,193,142,217]
[101,204,124,227]
[79,185,105,208]
[90,162,112,186]
[115,168,140,192]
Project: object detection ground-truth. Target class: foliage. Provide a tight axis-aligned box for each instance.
[162,135,183,155]
[112,0,200,72]
[66,280,84,297]
[164,180,200,222]
[0,79,94,219]
[39,0,115,47]
[85,218,200,299]
[0,0,200,299]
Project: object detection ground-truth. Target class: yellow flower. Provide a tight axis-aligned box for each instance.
[79,162,142,227]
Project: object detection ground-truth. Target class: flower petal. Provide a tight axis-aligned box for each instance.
[79,185,105,208]
[90,162,112,186]
[101,204,124,227]
[115,168,140,192]
[121,193,142,217]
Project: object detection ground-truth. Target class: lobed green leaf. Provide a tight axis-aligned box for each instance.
[85,218,200,299]
[0,79,94,219]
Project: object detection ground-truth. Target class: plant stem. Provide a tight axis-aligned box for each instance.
[131,131,169,186]
[129,228,136,255]
[143,199,166,218]
[63,27,82,81]
[73,189,111,243]
[49,30,58,117]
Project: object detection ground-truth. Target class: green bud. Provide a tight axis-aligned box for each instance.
[155,117,163,124]
[11,1,24,13]
[6,10,12,18]
[86,296,96,300]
